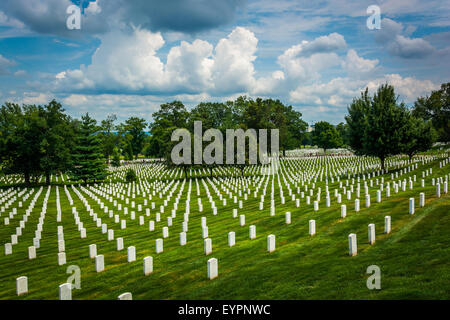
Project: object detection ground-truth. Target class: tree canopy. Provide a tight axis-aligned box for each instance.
[312,121,342,154]
[412,82,449,143]
[345,84,436,169]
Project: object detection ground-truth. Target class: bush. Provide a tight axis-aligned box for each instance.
[125,169,137,182]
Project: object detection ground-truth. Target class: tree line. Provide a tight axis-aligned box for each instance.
[0,97,307,184]
[310,82,448,170]
[0,83,447,184]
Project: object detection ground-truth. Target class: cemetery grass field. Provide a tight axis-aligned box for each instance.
[0,156,449,300]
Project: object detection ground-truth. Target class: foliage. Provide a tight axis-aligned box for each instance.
[336,122,349,147]
[98,114,118,162]
[0,100,75,185]
[117,117,148,160]
[70,113,108,184]
[111,147,121,167]
[125,168,137,182]
[401,115,437,160]
[412,82,450,143]
[312,121,342,154]
[346,84,410,169]
[148,101,189,160]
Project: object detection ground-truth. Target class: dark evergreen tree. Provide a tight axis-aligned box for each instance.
[111,147,121,167]
[71,113,108,183]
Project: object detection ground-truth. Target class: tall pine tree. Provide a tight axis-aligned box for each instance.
[71,113,107,183]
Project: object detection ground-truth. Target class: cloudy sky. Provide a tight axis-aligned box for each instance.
[0,0,449,124]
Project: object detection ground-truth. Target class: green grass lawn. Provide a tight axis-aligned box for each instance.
[0,155,449,300]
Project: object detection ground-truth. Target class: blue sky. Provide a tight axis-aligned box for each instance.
[0,0,449,125]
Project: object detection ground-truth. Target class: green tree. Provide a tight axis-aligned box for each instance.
[346,84,409,169]
[39,100,76,184]
[99,114,118,163]
[126,139,134,161]
[0,103,43,185]
[283,106,307,152]
[125,168,137,182]
[402,115,437,161]
[301,131,313,146]
[122,117,148,159]
[345,88,371,155]
[312,121,342,155]
[148,101,189,160]
[336,122,349,147]
[412,82,450,143]
[71,113,108,184]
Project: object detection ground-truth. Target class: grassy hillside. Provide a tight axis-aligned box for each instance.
[0,155,449,300]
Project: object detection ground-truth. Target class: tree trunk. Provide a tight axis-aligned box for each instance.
[45,172,50,185]
[380,156,385,170]
[408,153,413,161]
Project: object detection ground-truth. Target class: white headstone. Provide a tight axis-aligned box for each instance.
[409,198,415,215]
[180,232,187,246]
[144,256,153,276]
[16,276,28,296]
[156,238,163,254]
[228,231,235,247]
[127,246,136,262]
[249,225,256,239]
[89,244,97,258]
[348,233,357,256]
[309,220,316,236]
[118,292,132,300]
[116,237,124,251]
[4,243,12,255]
[202,227,209,239]
[162,226,169,238]
[95,254,104,272]
[368,224,375,245]
[108,229,114,241]
[58,240,65,253]
[59,283,72,300]
[58,252,66,265]
[207,258,218,280]
[28,246,36,259]
[240,214,245,226]
[384,216,391,234]
[313,200,319,211]
[267,234,275,252]
[285,212,291,224]
[355,199,360,212]
[204,238,212,255]
[420,192,425,207]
